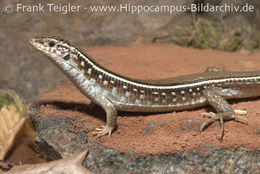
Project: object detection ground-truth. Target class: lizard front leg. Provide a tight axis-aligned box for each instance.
[201,87,248,141]
[92,96,117,138]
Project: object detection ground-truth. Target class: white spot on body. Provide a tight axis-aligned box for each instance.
[135,99,141,104]
[125,91,130,97]
[103,80,108,86]
[198,97,206,103]
[112,87,117,96]
[87,68,92,75]
[81,61,85,67]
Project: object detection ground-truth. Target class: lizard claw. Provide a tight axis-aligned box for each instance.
[200,111,248,141]
[200,112,221,132]
[93,125,113,138]
[95,125,105,130]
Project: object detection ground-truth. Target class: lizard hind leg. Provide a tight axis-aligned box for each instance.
[201,87,248,141]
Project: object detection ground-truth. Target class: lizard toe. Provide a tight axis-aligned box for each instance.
[93,126,113,138]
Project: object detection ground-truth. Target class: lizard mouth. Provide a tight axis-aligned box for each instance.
[30,38,49,52]
[30,38,44,46]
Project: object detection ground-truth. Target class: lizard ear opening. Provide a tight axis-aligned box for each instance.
[63,54,70,61]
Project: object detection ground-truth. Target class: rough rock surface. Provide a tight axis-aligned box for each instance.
[28,44,260,173]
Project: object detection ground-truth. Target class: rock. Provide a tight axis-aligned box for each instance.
[27,75,260,173]
[28,102,260,173]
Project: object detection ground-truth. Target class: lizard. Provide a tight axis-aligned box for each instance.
[29,36,260,141]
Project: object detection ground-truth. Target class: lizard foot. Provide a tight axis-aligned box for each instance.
[93,125,113,138]
[200,111,248,141]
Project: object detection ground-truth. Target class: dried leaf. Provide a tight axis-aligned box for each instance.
[0,90,32,160]
[3,150,92,174]
[0,105,26,160]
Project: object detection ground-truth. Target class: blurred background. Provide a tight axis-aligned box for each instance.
[0,0,260,101]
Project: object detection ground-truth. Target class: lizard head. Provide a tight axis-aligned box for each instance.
[30,37,72,60]
[29,37,79,69]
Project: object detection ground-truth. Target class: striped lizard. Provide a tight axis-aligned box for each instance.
[30,37,260,141]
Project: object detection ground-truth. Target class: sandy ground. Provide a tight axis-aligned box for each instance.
[37,43,260,155]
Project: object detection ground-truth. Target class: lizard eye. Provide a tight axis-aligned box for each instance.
[48,41,56,47]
